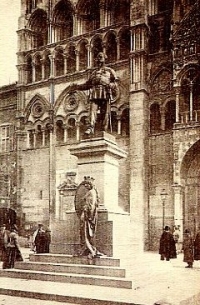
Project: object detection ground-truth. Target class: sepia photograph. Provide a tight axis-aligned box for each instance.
[0,1,200,304]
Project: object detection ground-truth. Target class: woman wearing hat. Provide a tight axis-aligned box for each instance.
[4,224,23,269]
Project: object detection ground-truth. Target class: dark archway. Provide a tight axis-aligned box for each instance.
[181,140,200,235]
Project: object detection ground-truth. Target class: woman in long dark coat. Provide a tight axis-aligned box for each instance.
[194,227,200,261]
[182,229,194,268]
[159,226,177,261]
[4,225,23,269]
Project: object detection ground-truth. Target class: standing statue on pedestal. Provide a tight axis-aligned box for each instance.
[70,52,118,135]
[74,176,104,258]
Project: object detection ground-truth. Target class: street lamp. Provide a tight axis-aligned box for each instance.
[160,189,168,230]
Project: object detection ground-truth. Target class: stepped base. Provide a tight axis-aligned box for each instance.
[0,253,132,290]
[0,279,134,305]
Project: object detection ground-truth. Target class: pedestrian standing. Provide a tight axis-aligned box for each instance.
[182,229,194,268]
[0,224,9,268]
[4,225,23,269]
[194,226,200,261]
[44,228,51,253]
[173,225,181,254]
[32,224,46,253]
[159,226,177,261]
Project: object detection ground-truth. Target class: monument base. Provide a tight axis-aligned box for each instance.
[50,209,131,259]
[51,132,130,259]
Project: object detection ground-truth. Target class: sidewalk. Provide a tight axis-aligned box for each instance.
[0,248,200,305]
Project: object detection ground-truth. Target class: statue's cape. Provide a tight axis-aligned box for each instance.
[74,182,88,217]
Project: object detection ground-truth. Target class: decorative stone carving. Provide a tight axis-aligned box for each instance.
[58,172,78,196]
[152,70,173,92]
[63,93,79,112]
[32,100,45,118]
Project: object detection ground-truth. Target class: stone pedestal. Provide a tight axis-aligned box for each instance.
[50,132,130,259]
[68,132,127,212]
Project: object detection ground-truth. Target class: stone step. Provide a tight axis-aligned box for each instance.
[0,277,134,305]
[15,261,126,278]
[0,269,132,289]
[29,253,121,267]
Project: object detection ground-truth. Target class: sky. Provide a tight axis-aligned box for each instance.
[0,1,20,87]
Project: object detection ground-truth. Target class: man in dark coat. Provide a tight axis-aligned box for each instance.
[194,227,200,261]
[159,225,177,261]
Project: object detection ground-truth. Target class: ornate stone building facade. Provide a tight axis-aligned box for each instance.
[0,0,200,252]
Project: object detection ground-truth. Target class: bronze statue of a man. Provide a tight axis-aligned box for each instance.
[70,52,117,135]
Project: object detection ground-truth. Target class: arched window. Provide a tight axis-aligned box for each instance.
[53,0,73,42]
[119,29,130,60]
[67,46,76,73]
[56,120,64,143]
[79,41,88,71]
[29,130,34,148]
[121,108,129,136]
[45,124,51,146]
[106,0,130,26]
[55,49,64,77]
[80,116,88,136]
[77,0,100,34]
[36,125,43,147]
[150,103,161,133]
[68,118,76,139]
[26,56,33,84]
[106,33,117,63]
[92,37,103,67]
[149,21,160,54]
[35,54,42,82]
[29,9,48,48]
[165,101,176,131]
[111,111,118,133]
[44,53,51,79]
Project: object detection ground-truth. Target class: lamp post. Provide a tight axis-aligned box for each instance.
[160,189,168,230]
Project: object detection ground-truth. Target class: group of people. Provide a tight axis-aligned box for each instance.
[0,224,23,269]
[159,225,200,268]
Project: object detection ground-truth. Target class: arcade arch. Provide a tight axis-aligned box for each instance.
[180,140,200,235]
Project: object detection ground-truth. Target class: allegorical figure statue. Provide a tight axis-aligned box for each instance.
[70,52,118,135]
[74,176,104,258]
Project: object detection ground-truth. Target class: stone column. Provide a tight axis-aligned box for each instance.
[189,82,194,121]
[129,90,149,254]
[63,53,68,74]
[63,124,68,143]
[160,109,165,130]
[75,49,79,72]
[76,121,80,141]
[42,128,45,147]
[86,45,91,69]
[27,130,31,149]
[117,115,121,135]
[175,86,180,123]
[172,184,183,242]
